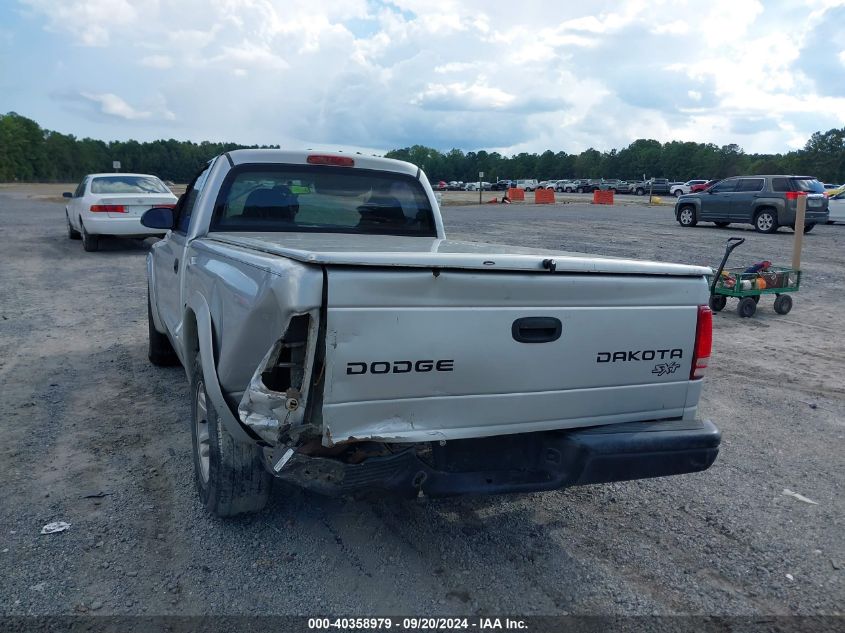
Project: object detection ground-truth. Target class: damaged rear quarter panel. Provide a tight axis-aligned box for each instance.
[186,239,323,403]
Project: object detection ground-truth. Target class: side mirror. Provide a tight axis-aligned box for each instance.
[62,192,73,198]
[141,207,175,230]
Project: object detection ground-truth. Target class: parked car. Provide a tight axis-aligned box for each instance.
[491,180,513,191]
[434,180,447,191]
[141,149,720,515]
[823,183,841,190]
[465,181,492,191]
[446,181,464,191]
[674,175,829,233]
[514,179,539,191]
[598,179,626,192]
[670,180,710,197]
[63,173,178,252]
[555,180,579,192]
[633,178,671,196]
[690,179,719,193]
[827,190,845,224]
[537,180,560,190]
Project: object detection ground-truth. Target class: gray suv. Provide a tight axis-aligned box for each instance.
[674,175,829,233]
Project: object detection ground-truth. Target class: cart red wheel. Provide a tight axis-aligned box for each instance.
[773,294,793,315]
[709,295,727,311]
[738,296,757,318]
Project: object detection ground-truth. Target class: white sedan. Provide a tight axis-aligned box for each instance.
[64,173,178,252]
[828,191,845,224]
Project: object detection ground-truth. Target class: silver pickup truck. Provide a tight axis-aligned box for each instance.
[142,149,720,516]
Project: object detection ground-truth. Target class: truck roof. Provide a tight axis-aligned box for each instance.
[225,149,419,177]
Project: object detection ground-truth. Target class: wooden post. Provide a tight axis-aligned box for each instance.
[792,194,807,270]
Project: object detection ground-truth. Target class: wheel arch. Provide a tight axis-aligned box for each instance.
[184,292,254,443]
[676,201,698,221]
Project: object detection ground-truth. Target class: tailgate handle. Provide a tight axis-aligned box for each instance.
[512,317,562,343]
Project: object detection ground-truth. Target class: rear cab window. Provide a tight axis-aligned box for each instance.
[210,165,436,237]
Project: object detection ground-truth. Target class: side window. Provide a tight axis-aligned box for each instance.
[175,164,212,233]
[711,179,738,193]
[771,177,789,192]
[737,178,764,192]
[74,179,87,197]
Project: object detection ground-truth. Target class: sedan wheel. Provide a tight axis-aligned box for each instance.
[80,221,100,252]
[66,213,81,240]
[674,190,683,198]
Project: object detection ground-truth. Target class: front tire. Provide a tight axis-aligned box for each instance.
[754,209,779,233]
[80,221,100,251]
[709,295,727,311]
[148,293,179,366]
[738,296,757,318]
[678,206,697,227]
[191,354,271,517]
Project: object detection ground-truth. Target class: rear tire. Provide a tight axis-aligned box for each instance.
[754,209,778,233]
[674,190,683,198]
[774,294,793,315]
[677,206,697,227]
[636,188,645,196]
[148,292,179,366]
[191,354,271,517]
[803,223,815,233]
[709,295,727,311]
[66,213,81,240]
[80,221,100,251]
[738,297,757,318]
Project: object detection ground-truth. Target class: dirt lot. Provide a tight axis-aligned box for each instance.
[0,185,843,617]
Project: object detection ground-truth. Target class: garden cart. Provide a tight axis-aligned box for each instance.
[708,237,801,318]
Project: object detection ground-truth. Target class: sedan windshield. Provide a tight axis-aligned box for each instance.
[211,165,437,237]
[90,176,170,194]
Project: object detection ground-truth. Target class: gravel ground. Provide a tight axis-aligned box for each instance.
[0,187,842,617]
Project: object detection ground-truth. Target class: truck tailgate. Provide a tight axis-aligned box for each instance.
[321,268,709,446]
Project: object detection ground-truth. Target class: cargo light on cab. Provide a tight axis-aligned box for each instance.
[307,155,355,167]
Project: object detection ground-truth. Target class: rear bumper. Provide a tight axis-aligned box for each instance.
[82,215,168,237]
[271,418,720,498]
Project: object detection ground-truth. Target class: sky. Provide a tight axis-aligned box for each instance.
[1,0,844,156]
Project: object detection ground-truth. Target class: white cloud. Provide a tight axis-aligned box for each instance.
[16,0,845,154]
[79,92,175,121]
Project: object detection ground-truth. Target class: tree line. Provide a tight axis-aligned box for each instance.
[2,111,844,184]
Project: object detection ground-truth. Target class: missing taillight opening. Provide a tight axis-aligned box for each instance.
[691,305,712,380]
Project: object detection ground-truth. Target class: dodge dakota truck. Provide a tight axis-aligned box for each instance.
[142,149,720,516]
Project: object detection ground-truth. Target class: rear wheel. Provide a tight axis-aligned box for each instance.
[636,188,645,196]
[774,294,793,315]
[148,292,179,366]
[738,296,757,318]
[80,221,100,251]
[66,213,81,239]
[754,209,778,233]
[191,354,271,517]
[709,295,727,311]
[678,206,697,227]
[714,221,730,228]
[674,190,683,198]
[803,223,815,233]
